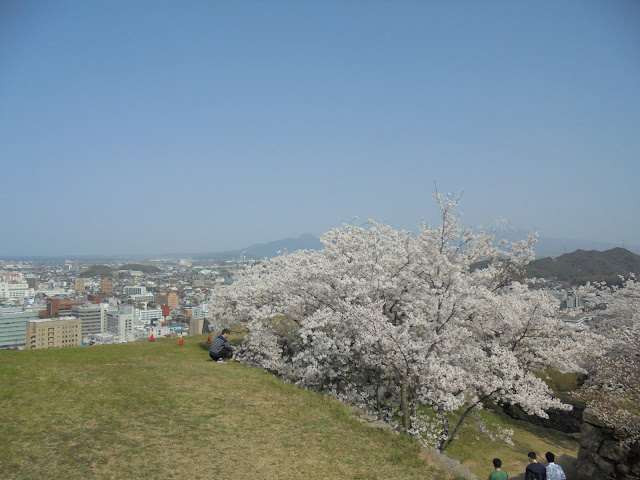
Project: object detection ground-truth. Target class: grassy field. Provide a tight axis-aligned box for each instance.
[0,335,580,480]
[0,335,453,480]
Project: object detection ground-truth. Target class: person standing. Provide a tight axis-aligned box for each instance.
[525,452,547,480]
[545,452,566,480]
[488,458,508,480]
[209,328,233,362]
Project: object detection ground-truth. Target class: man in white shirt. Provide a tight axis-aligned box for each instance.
[545,452,567,480]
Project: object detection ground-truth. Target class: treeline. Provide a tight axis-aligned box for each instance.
[80,263,160,277]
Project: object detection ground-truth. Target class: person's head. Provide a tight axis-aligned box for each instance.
[528,452,537,463]
[221,328,230,338]
[545,452,555,463]
[493,458,502,469]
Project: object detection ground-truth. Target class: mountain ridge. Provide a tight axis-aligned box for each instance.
[525,247,640,284]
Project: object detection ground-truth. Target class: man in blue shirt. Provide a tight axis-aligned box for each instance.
[209,328,233,362]
[525,451,547,480]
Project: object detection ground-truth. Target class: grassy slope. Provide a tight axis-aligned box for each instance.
[0,335,449,480]
[446,366,581,478]
[0,335,580,480]
[446,408,579,480]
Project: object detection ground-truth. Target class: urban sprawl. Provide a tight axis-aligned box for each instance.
[0,258,247,350]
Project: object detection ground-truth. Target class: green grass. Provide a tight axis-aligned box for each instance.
[0,335,451,480]
[446,408,579,480]
[0,335,581,480]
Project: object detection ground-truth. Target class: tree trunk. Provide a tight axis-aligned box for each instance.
[439,391,496,452]
[401,378,411,432]
[437,410,450,452]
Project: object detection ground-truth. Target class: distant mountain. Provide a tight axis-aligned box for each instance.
[194,234,324,261]
[242,234,324,258]
[524,247,640,284]
[475,219,638,259]
[532,237,639,260]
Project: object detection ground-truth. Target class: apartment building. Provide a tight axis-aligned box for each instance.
[155,291,179,310]
[101,278,114,295]
[26,317,82,349]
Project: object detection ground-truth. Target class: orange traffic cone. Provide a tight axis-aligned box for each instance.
[150,330,155,342]
[178,333,183,346]
[207,335,211,344]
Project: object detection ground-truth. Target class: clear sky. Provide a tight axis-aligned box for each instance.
[1,0,638,256]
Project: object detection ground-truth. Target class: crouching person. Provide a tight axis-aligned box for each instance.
[209,329,233,362]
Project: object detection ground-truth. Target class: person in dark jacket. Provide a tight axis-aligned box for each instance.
[525,451,546,480]
[209,329,233,362]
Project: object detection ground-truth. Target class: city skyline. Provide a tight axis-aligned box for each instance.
[1,1,639,256]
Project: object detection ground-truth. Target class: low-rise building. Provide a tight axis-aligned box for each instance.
[134,307,162,325]
[41,298,87,318]
[131,293,155,303]
[0,281,35,302]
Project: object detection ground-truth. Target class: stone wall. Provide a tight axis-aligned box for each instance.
[576,409,640,479]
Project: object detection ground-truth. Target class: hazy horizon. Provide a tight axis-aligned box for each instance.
[1,1,638,256]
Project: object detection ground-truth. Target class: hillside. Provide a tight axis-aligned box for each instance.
[80,264,113,277]
[120,263,161,274]
[525,247,640,284]
[80,263,160,277]
[0,336,451,480]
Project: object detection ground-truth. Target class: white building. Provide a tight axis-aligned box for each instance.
[104,305,134,342]
[134,307,162,325]
[187,302,210,319]
[131,293,155,303]
[0,281,35,302]
[123,286,147,296]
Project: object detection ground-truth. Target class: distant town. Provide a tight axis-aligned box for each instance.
[1,247,618,352]
[0,256,250,350]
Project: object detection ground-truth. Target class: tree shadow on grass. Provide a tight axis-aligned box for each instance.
[557,453,577,479]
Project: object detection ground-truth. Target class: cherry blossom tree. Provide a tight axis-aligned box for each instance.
[577,278,640,444]
[210,195,597,451]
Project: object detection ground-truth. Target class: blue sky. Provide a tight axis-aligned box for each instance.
[1,1,638,256]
